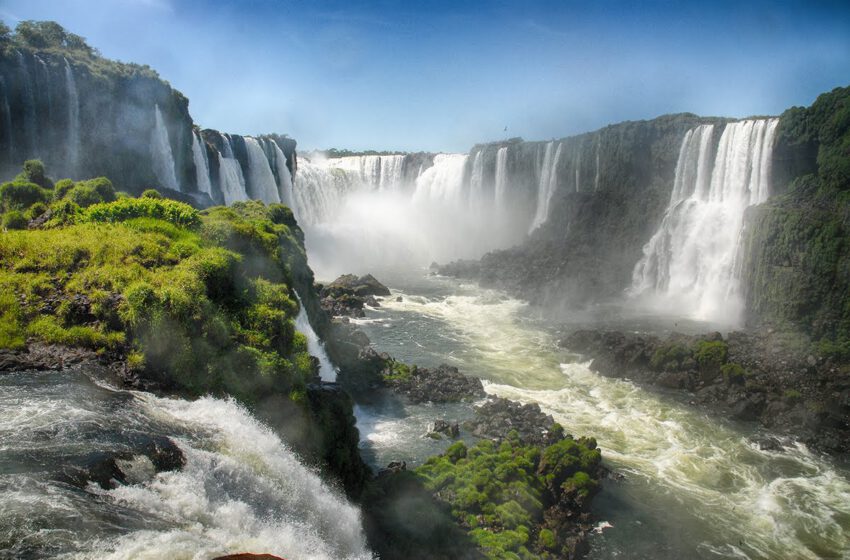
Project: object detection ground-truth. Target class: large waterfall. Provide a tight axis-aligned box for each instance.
[150,105,180,192]
[295,293,337,382]
[529,141,562,232]
[191,131,213,196]
[630,118,780,324]
[244,137,281,204]
[217,136,249,205]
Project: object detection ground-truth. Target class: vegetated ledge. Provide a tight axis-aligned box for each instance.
[320,278,605,560]
[0,159,369,497]
[562,329,850,455]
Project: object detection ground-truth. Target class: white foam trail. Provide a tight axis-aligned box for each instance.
[529,142,562,232]
[150,105,180,192]
[217,137,249,205]
[271,142,295,209]
[493,146,508,210]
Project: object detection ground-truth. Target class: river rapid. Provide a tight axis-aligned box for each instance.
[352,271,850,560]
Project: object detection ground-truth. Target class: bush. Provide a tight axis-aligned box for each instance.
[650,342,691,370]
[0,180,48,211]
[53,178,75,200]
[67,184,105,208]
[84,197,201,228]
[25,202,47,220]
[141,188,163,199]
[2,210,27,230]
[18,159,51,188]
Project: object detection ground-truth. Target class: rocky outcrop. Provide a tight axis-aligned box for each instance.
[384,363,486,404]
[562,329,850,454]
[319,273,390,318]
[465,397,562,447]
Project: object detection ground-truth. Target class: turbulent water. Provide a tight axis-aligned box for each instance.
[631,119,780,326]
[353,272,850,560]
[0,367,372,560]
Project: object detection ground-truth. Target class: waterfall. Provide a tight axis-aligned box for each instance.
[17,51,38,156]
[272,142,295,209]
[574,144,581,192]
[191,132,213,196]
[0,77,11,161]
[217,141,249,205]
[64,59,80,175]
[150,105,180,191]
[494,146,508,209]
[594,139,601,192]
[0,369,372,559]
[244,137,281,203]
[529,142,562,232]
[413,154,468,203]
[468,151,484,207]
[294,293,337,382]
[630,118,779,324]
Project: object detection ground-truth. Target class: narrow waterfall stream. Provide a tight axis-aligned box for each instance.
[352,272,850,560]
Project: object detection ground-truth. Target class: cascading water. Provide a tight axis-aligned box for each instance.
[493,146,508,211]
[244,137,281,204]
[64,59,80,175]
[468,151,485,207]
[412,153,468,203]
[529,141,562,232]
[272,142,295,209]
[0,76,11,161]
[17,51,38,156]
[217,137,249,205]
[630,118,780,324]
[0,367,372,560]
[191,131,213,196]
[294,294,337,382]
[150,105,180,192]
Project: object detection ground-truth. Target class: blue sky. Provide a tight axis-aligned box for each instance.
[2,0,849,152]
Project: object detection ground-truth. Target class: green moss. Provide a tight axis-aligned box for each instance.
[694,340,728,369]
[720,362,748,384]
[650,342,691,371]
[783,389,803,401]
[382,359,413,383]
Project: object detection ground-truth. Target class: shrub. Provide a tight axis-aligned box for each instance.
[141,188,163,199]
[650,342,691,370]
[25,202,47,220]
[67,184,105,208]
[84,197,201,228]
[18,159,52,188]
[53,178,75,200]
[2,210,27,230]
[46,199,82,226]
[0,180,48,211]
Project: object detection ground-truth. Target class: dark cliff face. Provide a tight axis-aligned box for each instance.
[741,86,850,341]
[0,25,298,207]
[465,114,729,310]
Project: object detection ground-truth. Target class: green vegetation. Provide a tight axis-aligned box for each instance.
[414,431,601,559]
[650,341,691,371]
[382,359,413,383]
[694,340,729,372]
[0,161,315,405]
[720,362,748,384]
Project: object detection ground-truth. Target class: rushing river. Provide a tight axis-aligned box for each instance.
[0,366,371,560]
[353,271,850,560]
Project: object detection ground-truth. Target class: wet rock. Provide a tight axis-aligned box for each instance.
[433,420,460,438]
[60,435,185,490]
[319,273,390,317]
[377,460,407,478]
[212,555,286,560]
[467,397,559,446]
[385,364,485,403]
[0,343,100,372]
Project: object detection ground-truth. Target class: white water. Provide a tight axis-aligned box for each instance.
[529,141,563,232]
[150,105,180,192]
[272,142,295,209]
[0,77,12,160]
[0,369,372,560]
[631,119,779,325]
[493,146,508,211]
[244,137,281,204]
[191,132,213,196]
[468,151,485,207]
[294,294,337,382]
[64,59,80,175]
[412,153,468,203]
[217,137,249,205]
[17,51,38,155]
[355,276,850,560]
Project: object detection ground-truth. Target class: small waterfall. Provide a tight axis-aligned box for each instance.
[217,141,249,205]
[468,150,484,207]
[630,118,779,324]
[294,293,337,382]
[529,142,562,232]
[272,142,295,209]
[574,143,582,192]
[35,56,53,123]
[494,146,508,209]
[293,157,360,225]
[0,77,11,161]
[191,131,213,196]
[594,139,601,192]
[150,105,180,191]
[17,51,38,156]
[64,59,80,174]
[244,137,281,204]
[413,153,468,203]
